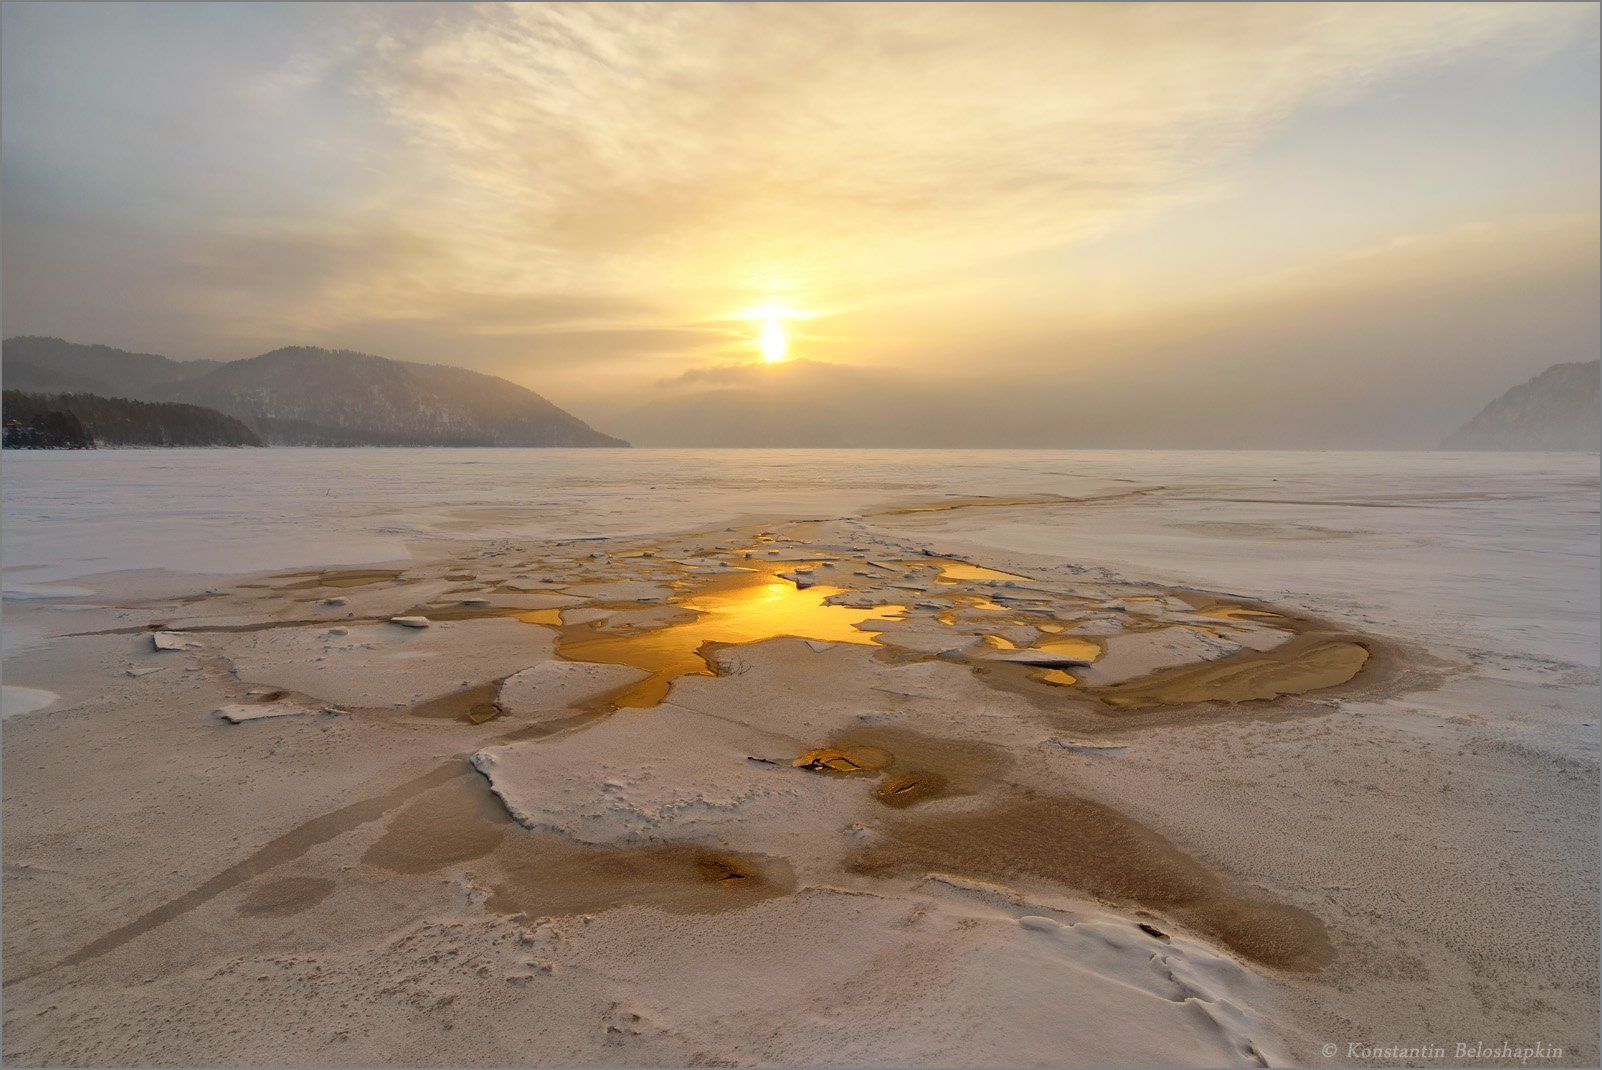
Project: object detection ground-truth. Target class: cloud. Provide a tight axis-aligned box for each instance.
[349,2,1587,307]
[600,213,1601,448]
[659,357,859,389]
[1,2,1595,439]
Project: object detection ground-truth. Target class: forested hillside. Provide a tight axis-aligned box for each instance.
[2,390,262,447]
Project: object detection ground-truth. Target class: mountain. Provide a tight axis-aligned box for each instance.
[2,336,219,395]
[1442,361,1600,451]
[160,346,626,447]
[1,337,626,447]
[3,390,262,447]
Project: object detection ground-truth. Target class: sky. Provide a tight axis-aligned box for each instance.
[2,1,1597,447]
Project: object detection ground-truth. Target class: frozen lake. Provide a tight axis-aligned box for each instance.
[4,448,1597,661]
[2,447,1594,575]
[3,446,1598,1064]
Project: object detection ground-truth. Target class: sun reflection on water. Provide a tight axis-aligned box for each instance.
[557,566,903,708]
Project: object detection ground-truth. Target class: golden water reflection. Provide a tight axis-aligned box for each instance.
[557,567,904,708]
[1034,636,1102,662]
[1196,604,1278,622]
[928,560,1035,583]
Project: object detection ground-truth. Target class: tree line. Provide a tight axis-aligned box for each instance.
[2,390,262,448]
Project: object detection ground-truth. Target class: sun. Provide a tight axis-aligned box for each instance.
[737,299,804,364]
[760,316,787,363]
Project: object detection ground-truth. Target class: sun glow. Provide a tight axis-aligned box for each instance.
[760,316,787,363]
[737,299,808,364]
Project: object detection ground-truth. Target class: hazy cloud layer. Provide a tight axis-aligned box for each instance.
[2,2,1596,445]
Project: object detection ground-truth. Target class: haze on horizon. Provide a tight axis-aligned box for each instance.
[2,2,1597,448]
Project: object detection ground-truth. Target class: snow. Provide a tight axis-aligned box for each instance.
[1,446,1596,1065]
[1,447,1593,600]
[1,685,58,720]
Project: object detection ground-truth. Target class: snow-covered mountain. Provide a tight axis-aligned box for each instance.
[1442,361,1599,452]
[1,338,626,447]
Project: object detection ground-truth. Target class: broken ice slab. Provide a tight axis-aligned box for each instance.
[213,703,308,724]
[151,631,202,651]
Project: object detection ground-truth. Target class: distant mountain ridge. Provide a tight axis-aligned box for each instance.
[1,337,626,447]
[3,336,223,396]
[1443,361,1599,452]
